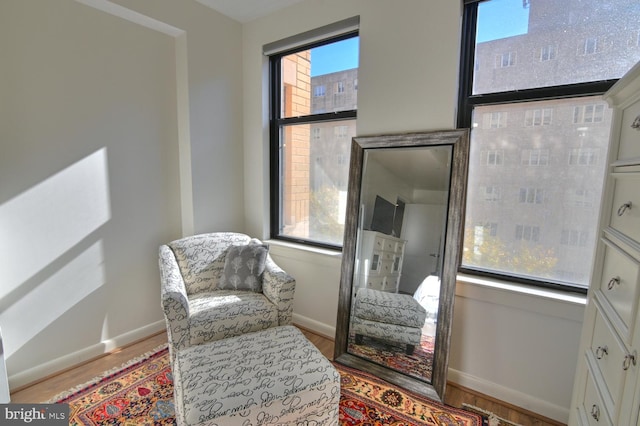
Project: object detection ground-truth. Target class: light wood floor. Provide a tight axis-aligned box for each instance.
[11,327,564,426]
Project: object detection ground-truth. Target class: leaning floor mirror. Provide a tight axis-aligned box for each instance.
[334,129,469,401]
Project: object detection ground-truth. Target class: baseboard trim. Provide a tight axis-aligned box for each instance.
[292,313,335,340]
[9,320,166,390]
[448,368,569,424]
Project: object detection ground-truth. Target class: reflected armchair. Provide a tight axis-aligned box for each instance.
[159,232,295,359]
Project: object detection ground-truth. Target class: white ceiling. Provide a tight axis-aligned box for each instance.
[195,0,306,23]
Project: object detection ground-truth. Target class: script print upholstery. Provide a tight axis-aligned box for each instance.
[159,232,295,360]
[173,326,340,426]
[352,288,427,349]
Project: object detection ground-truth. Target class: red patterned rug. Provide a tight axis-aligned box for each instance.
[48,344,485,425]
[348,333,434,382]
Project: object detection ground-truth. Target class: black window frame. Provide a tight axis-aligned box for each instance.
[269,31,358,250]
[457,0,620,294]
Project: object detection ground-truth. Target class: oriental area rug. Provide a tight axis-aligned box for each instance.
[348,333,434,382]
[47,344,486,426]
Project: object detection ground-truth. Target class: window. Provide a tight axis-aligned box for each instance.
[561,229,589,247]
[483,111,507,128]
[524,108,552,126]
[459,0,640,291]
[521,149,549,166]
[568,148,599,166]
[519,187,544,204]
[481,186,501,201]
[580,37,598,55]
[566,188,594,207]
[268,18,359,248]
[495,51,516,67]
[483,150,504,165]
[540,45,556,61]
[515,225,540,242]
[573,104,605,123]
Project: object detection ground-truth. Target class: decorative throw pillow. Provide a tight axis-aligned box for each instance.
[219,243,269,292]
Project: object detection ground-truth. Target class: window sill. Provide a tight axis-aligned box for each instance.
[266,239,343,265]
[455,273,587,321]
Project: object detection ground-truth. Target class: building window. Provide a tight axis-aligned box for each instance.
[561,229,589,247]
[334,125,348,138]
[515,225,540,242]
[573,104,605,123]
[459,0,640,291]
[519,187,544,204]
[566,188,594,207]
[481,186,501,201]
[495,51,516,67]
[568,148,599,166]
[483,111,507,128]
[580,37,598,55]
[540,45,556,61]
[524,108,552,126]
[269,20,359,248]
[521,149,549,166]
[483,150,504,166]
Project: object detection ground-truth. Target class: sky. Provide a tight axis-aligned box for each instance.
[310,36,359,77]
[476,0,530,43]
[307,0,528,76]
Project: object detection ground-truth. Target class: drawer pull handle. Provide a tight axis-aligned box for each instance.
[623,350,637,371]
[595,345,608,359]
[617,201,632,217]
[607,277,620,290]
[591,404,600,421]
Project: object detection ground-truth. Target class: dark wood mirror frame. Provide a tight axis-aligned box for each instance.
[334,129,470,401]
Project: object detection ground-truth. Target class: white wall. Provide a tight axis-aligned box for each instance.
[242,1,584,422]
[0,0,243,389]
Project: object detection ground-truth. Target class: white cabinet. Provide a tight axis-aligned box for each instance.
[355,230,405,293]
[569,61,640,425]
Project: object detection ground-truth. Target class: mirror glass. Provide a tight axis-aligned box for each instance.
[347,146,451,383]
[334,130,469,401]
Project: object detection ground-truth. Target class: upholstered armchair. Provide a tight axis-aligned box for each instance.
[159,232,295,359]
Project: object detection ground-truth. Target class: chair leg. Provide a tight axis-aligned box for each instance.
[406,344,415,355]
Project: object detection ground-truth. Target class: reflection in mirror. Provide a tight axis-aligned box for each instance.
[334,130,469,402]
[347,146,452,384]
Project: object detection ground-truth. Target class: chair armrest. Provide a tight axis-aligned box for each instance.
[159,245,190,353]
[262,256,296,325]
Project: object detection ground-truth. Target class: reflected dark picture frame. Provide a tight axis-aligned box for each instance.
[334,129,469,402]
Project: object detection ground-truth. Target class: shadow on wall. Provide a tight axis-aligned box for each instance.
[0,148,111,370]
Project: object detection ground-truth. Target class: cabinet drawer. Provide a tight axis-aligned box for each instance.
[609,174,640,244]
[589,307,627,410]
[365,276,385,291]
[597,240,640,338]
[379,259,395,275]
[580,366,612,426]
[373,235,386,251]
[382,276,400,292]
[617,96,640,161]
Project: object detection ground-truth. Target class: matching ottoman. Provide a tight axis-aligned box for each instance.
[173,325,340,426]
[352,288,427,355]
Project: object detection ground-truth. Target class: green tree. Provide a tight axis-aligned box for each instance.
[462,225,557,278]
[309,186,344,245]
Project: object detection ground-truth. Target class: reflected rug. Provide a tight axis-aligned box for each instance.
[348,333,434,382]
[48,343,485,425]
